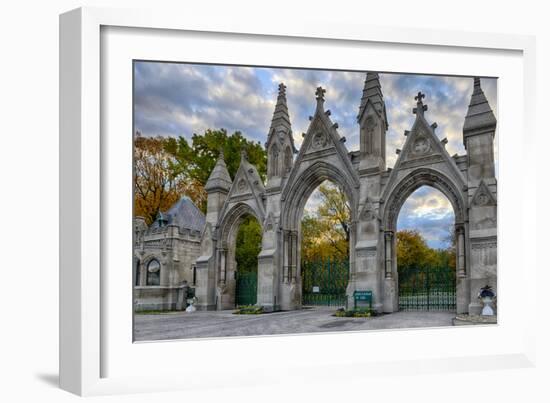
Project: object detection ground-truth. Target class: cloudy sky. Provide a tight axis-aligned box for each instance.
[134,61,498,249]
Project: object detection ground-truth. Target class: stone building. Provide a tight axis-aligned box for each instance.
[194,73,498,316]
[133,196,205,311]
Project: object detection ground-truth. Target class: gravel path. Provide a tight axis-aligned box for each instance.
[134,307,456,341]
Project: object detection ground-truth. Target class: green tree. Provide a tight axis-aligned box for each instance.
[235,216,262,273]
[396,229,455,272]
[166,128,267,191]
[300,182,350,262]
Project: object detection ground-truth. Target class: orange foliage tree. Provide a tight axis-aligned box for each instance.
[133,133,205,225]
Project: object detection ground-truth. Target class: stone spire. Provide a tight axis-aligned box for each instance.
[463,77,497,146]
[357,72,387,125]
[267,83,292,144]
[204,150,232,193]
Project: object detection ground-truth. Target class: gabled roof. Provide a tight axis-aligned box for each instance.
[150,196,205,233]
[282,86,360,200]
[382,91,466,200]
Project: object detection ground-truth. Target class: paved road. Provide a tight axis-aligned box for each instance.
[134,307,456,341]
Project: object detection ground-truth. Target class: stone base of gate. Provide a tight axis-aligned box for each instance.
[195,303,216,311]
[216,283,236,310]
[383,277,398,313]
[279,282,300,311]
[346,278,384,313]
[468,302,483,316]
[257,251,279,312]
[456,277,470,314]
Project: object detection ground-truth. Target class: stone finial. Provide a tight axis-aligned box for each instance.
[278,82,287,96]
[240,148,248,161]
[413,91,428,116]
[315,86,326,102]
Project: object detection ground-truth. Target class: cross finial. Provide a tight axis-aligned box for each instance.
[413,91,428,116]
[278,82,287,96]
[315,86,326,101]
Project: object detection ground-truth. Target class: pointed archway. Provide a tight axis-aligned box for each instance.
[279,86,360,310]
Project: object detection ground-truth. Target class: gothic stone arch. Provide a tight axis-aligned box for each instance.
[215,201,264,310]
[276,89,361,310]
[279,159,359,310]
[380,167,469,313]
[197,77,496,316]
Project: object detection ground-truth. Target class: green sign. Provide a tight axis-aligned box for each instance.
[353,290,372,300]
[353,290,373,309]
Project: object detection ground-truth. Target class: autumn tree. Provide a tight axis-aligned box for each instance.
[134,133,204,225]
[300,182,351,262]
[396,229,455,273]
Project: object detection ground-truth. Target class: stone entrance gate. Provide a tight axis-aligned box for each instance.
[194,74,497,315]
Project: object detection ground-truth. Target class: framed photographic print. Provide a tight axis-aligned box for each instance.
[60,6,536,396]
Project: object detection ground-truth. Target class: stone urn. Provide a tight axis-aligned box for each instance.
[186,296,198,313]
[478,285,496,316]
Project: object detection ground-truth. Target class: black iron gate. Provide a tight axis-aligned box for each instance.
[398,266,456,311]
[236,271,257,306]
[301,258,349,307]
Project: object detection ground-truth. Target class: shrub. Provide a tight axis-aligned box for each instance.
[233,305,264,315]
[334,308,373,318]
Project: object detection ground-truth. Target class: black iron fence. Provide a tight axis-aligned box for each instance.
[398,266,456,311]
[301,258,349,307]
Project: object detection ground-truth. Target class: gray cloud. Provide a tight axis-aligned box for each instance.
[134,63,497,249]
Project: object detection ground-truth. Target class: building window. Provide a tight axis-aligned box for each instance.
[146,259,161,286]
[270,144,279,177]
[192,264,197,286]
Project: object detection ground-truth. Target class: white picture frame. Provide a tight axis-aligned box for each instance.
[60,6,537,396]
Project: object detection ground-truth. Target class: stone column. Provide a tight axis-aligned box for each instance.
[349,221,357,281]
[384,231,393,279]
[383,230,398,312]
[218,248,227,285]
[139,260,147,286]
[289,231,297,284]
[456,225,466,277]
[283,231,289,283]
[456,223,470,314]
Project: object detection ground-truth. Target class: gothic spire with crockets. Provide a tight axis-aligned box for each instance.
[357,71,388,127]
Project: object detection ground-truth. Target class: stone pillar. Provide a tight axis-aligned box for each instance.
[455,224,469,314]
[383,231,397,312]
[283,231,289,283]
[139,261,147,286]
[384,231,393,279]
[456,225,466,277]
[349,222,357,281]
[289,231,298,283]
[218,248,227,285]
